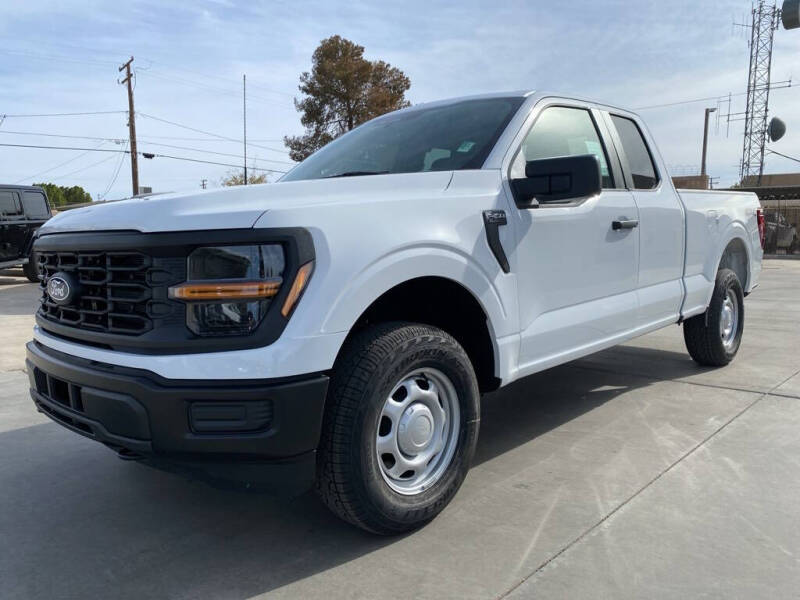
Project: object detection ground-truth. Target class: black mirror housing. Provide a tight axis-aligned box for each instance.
[511,154,602,206]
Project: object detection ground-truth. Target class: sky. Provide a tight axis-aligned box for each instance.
[1,0,799,200]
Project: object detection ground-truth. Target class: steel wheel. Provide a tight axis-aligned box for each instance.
[317,322,480,533]
[720,289,739,352]
[376,368,461,496]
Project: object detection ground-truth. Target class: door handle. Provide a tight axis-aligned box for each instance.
[612,219,639,231]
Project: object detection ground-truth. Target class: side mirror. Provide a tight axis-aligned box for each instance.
[511,154,602,207]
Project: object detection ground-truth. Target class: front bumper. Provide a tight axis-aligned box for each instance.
[26,341,329,493]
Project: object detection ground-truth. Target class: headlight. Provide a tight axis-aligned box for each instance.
[169,244,285,336]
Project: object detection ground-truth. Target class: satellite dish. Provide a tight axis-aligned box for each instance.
[769,117,787,142]
[783,0,800,30]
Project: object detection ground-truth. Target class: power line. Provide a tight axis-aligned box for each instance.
[0,130,293,164]
[140,136,286,143]
[634,83,796,111]
[135,70,294,110]
[0,130,125,143]
[767,149,800,164]
[101,141,129,199]
[138,112,290,156]
[136,141,293,165]
[13,142,107,183]
[138,57,295,99]
[146,135,285,142]
[51,154,120,183]
[138,111,289,154]
[0,142,287,173]
[0,142,131,153]
[154,152,287,173]
[4,44,297,101]
[635,93,747,111]
[0,110,126,118]
[0,49,118,68]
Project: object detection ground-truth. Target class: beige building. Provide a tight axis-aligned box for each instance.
[740,173,800,187]
[672,175,710,190]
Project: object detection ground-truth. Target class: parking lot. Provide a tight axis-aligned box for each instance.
[1,260,799,599]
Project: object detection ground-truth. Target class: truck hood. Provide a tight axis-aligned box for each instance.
[39,172,454,234]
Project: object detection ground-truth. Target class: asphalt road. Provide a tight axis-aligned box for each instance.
[1,262,799,599]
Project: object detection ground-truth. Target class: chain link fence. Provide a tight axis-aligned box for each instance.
[729,182,800,256]
[761,200,800,256]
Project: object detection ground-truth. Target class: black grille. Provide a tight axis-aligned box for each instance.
[31,366,93,435]
[32,228,311,353]
[38,250,175,335]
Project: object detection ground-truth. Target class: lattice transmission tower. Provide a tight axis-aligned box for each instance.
[740,2,782,183]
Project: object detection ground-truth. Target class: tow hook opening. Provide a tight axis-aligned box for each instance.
[107,444,144,461]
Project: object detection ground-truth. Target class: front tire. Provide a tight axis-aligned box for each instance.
[683,268,744,366]
[316,322,480,534]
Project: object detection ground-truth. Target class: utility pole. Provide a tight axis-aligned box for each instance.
[243,74,247,185]
[118,56,139,196]
[701,107,717,187]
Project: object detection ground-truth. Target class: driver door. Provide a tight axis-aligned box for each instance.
[506,102,640,377]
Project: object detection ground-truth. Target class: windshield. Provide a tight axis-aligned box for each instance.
[281,97,525,182]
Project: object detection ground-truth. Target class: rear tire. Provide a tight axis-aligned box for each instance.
[683,268,744,366]
[316,322,480,535]
[23,253,39,283]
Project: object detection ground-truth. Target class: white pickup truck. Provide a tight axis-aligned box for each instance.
[27,92,764,534]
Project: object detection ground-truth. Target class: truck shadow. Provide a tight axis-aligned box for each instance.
[0,268,28,286]
[0,346,705,599]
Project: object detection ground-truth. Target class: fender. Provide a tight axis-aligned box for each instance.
[320,244,515,338]
[316,244,519,383]
[703,220,753,306]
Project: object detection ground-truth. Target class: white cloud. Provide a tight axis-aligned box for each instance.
[1,0,798,196]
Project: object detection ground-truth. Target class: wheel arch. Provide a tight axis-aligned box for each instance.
[715,232,751,292]
[334,275,502,393]
[318,247,514,391]
[694,222,754,314]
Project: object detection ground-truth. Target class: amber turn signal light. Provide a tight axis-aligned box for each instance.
[168,280,282,301]
[281,261,314,317]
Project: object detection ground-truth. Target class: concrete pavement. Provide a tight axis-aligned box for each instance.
[1,262,799,599]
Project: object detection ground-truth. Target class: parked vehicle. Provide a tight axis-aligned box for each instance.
[764,209,798,254]
[26,92,764,534]
[0,185,51,281]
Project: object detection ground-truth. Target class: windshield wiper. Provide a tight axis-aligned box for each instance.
[323,170,389,178]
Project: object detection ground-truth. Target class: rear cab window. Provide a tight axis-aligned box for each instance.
[21,191,50,219]
[610,115,660,190]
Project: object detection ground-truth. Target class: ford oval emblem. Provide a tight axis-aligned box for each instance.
[46,276,72,305]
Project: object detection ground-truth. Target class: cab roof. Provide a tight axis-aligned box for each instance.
[0,184,45,191]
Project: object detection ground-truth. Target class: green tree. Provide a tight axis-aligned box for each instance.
[220,171,269,186]
[33,183,92,207]
[284,35,411,162]
[63,185,92,205]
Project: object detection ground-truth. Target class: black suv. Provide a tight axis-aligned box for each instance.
[0,185,51,282]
